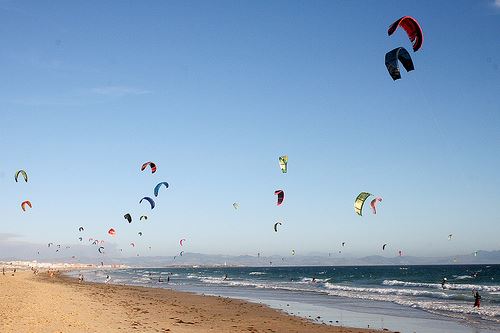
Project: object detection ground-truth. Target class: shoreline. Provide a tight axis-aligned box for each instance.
[0,270,392,333]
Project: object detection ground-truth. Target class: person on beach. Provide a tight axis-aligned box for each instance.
[473,290,481,308]
[2,267,5,276]
[441,277,447,289]
[105,275,111,283]
[167,275,170,283]
[223,274,228,281]
[78,274,84,283]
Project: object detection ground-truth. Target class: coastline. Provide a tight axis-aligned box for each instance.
[0,270,391,333]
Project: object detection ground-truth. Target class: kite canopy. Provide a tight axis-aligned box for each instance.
[448,234,453,240]
[130,242,135,247]
[138,232,143,236]
[388,16,423,52]
[279,155,288,173]
[399,250,403,256]
[140,215,148,221]
[180,238,186,246]
[291,249,295,256]
[385,47,414,80]
[354,192,371,216]
[78,227,84,232]
[274,222,282,232]
[370,197,383,214]
[274,190,285,206]
[124,213,132,223]
[382,243,387,251]
[98,246,104,253]
[21,200,32,211]
[141,161,157,173]
[15,170,28,182]
[180,251,184,256]
[140,197,155,210]
[154,182,169,197]
[108,228,116,236]
[233,202,239,209]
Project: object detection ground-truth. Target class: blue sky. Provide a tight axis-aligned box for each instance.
[0,0,499,259]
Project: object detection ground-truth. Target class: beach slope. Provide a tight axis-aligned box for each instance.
[0,271,390,333]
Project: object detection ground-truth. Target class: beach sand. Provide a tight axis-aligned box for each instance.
[0,270,393,333]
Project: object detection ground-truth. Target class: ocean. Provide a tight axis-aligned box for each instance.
[69,265,500,333]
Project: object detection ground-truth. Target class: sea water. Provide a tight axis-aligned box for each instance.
[69,265,500,332]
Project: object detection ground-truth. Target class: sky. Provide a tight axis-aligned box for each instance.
[0,0,499,260]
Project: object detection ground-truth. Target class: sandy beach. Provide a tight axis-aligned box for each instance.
[0,270,392,333]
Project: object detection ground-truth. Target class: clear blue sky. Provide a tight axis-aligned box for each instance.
[1,0,499,259]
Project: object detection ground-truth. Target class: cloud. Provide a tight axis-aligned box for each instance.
[495,0,500,7]
[0,233,20,241]
[89,86,152,97]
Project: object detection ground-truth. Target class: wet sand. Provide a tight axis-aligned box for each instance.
[0,270,393,333]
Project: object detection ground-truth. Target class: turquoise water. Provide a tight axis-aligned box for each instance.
[71,265,500,332]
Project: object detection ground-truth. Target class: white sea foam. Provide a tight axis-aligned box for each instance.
[249,271,266,275]
[382,280,500,292]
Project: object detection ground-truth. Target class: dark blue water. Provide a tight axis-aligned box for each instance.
[70,265,500,332]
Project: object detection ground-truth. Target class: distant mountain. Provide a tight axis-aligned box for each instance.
[95,250,500,267]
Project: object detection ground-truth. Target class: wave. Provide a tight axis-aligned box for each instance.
[249,272,266,275]
[383,280,500,292]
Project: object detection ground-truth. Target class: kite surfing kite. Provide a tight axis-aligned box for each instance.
[79,227,84,232]
[279,155,288,173]
[140,215,147,221]
[388,16,423,52]
[233,202,239,210]
[342,242,345,247]
[124,213,132,223]
[141,161,157,173]
[153,182,169,197]
[78,237,83,242]
[48,243,53,247]
[98,246,104,254]
[15,170,28,182]
[385,47,414,80]
[274,222,282,232]
[399,250,403,257]
[138,232,143,236]
[180,251,184,256]
[275,190,285,206]
[108,228,116,236]
[448,234,453,240]
[140,197,155,210]
[291,249,295,256]
[21,200,32,211]
[382,243,388,251]
[354,192,371,216]
[370,197,383,214]
[180,238,186,246]
[130,242,135,247]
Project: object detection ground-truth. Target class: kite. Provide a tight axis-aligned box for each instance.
[180,239,186,246]
[399,250,403,257]
[274,222,282,232]
[108,228,116,236]
[79,227,84,232]
[98,246,104,253]
[385,47,414,80]
[153,182,169,197]
[138,232,143,236]
[382,243,387,251]
[15,170,28,182]
[140,215,148,221]
[21,200,32,211]
[370,197,383,214]
[275,190,285,206]
[78,237,83,242]
[140,197,155,210]
[448,234,453,241]
[233,202,239,209]
[354,192,371,216]
[342,242,345,247]
[291,249,295,256]
[124,213,132,223]
[141,161,157,173]
[180,251,184,256]
[388,16,423,52]
[279,156,288,173]
[48,243,53,247]
[130,242,135,247]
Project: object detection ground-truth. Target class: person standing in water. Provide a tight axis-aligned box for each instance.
[473,290,481,308]
[441,277,447,289]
